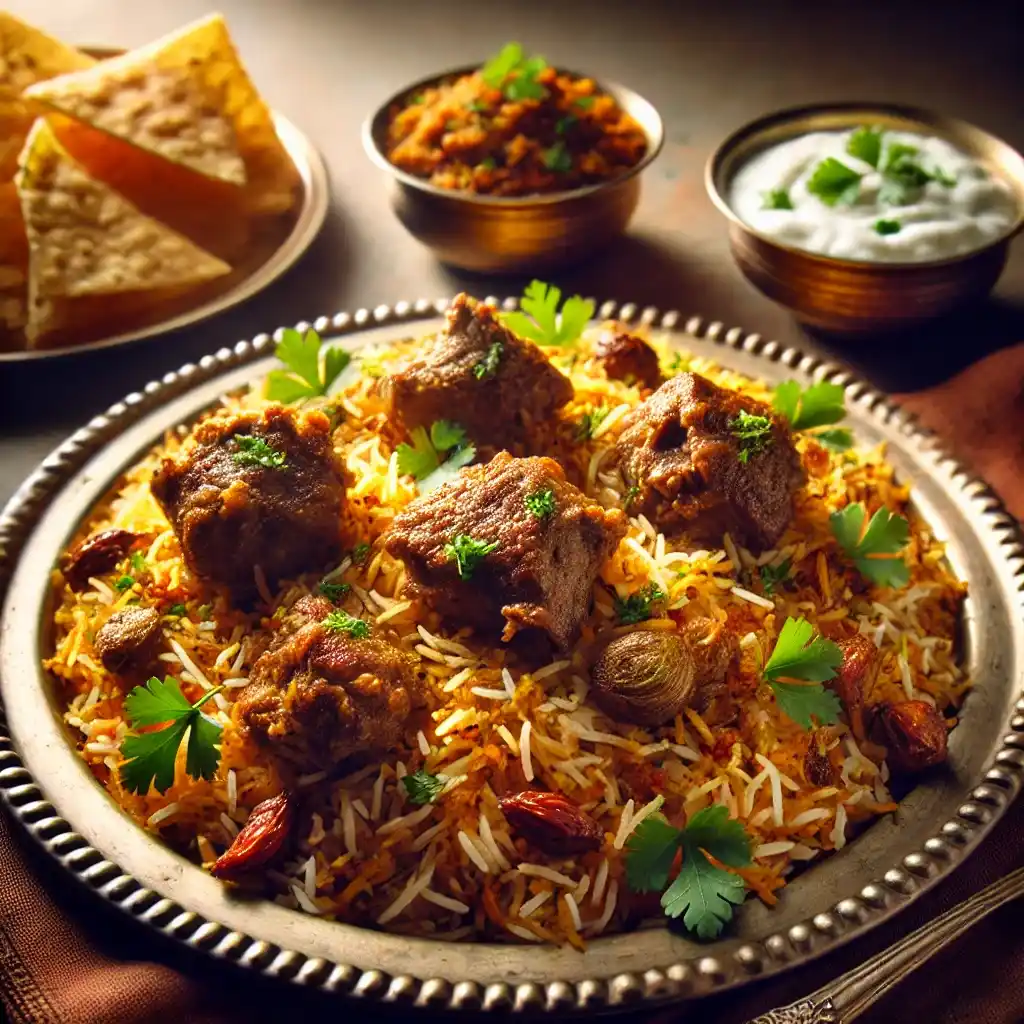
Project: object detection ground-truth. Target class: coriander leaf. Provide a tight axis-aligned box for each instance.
[830,503,910,588]
[402,769,446,805]
[120,720,189,796]
[623,483,640,509]
[556,294,595,346]
[114,575,135,591]
[524,488,556,519]
[322,609,370,639]
[319,580,350,603]
[614,582,664,625]
[481,42,523,87]
[764,617,842,684]
[351,542,371,565]
[662,846,747,939]
[166,603,187,618]
[123,676,193,727]
[430,420,467,453]
[807,157,863,206]
[772,379,846,431]
[131,552,146,572]
[684,804,752,868]
[575,404,610,441]
[846,126,883,168]
[555,114,578,134]
[624,816,681,893]
[730,411,773,463]
[273,328,320,391]
[761,187,794,210]
[264,370,316,404]
[759,558,791,597]
[665,351,691,376]
[265,328,349,403]
[401,420,476,493]
[932,166,957,187]
[878,177,912,207]
[232,434,287,470]
[481,42,548,100]
[444,533,499,579]
[502,280,594,348]
[468,99,488,113]
[396,426,440,479]
[505,74,546,101]
[186,712,224,783]
[324,346,352,391]
[573,95,596,110]
[875,218,901,235]
[814,427,854,452]
[542,141,573,173]
[418,443,476,494]
[771,682,843,730]
[478,156,497,170]
[472,341,503,380]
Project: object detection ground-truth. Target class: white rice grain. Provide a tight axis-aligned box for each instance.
[588,880,618,935]
[226,770,237,816]
[458,831,491,873]
[496,724,520,755]
[422,889,470,914]
[253,565,273,606]
[754,841,796,858]
[168,637,212,691]
[520,720,534,782]
[376,802,434,836]
[147,803,180,827]
[371,771,385,821]
[292,886,322,915]
[478,814,511,871]
[377,862,435,924]
[411,820,448,852]
[518,863,577,887]
[563,892,583,931]
[341,791,358,856]
[831,805,849,850]
[506,923,544,942]
[302,855,317,897]
[417,730,431,756]
[533,659,571,682]
[789,808,831,828]
[755,754,785,827]
[502,667,516,697]
[592,859,610,906]
[519,890,552,918]
[470,686,510,701]
[731,586,775,610]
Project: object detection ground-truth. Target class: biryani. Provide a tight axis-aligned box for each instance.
[385,42,648,197]
[46,286,967,948]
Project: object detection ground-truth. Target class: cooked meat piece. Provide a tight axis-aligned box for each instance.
[385,452,626,651]
[594,325,662,390]
[382,293,574,450]
[235,599,418,772]
[94,607,161,673]
[615,372,804,551]
[151,405,346,603]
[61,528,141,592]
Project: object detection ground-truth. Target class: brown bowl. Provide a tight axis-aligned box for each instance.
[706,103,1024,334]
[363,65,663,274]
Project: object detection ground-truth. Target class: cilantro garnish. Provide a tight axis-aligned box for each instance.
[814,427,854,452]
[502,280,594,348]
[478,156,497,170]
[402,769,446,805]
[806,157,863,206]
[614,582,665,625]
[542,141,573,173]
[665,351,691,377]
[730,411,773,464]
[472,341,503,380]
[444,533,499,580]
[575,404,610,441]
[555,114,577,135]
[830,503,910,588]
[524,488,556,519]
[351,542,371,565]
[772,380,846,431]
[130,552,146,572]
[761,188,794,211]
[119,678,223,795]
[877,141,955,205]
[625,805,752,939]
[846,126,883,168]
[166,603,187,618]
[759,558,791,597]
[623,483,640,509]
[481,42,548,101]
[319,580,350,603]
[265,328,350,404]
[763,617,843,730]
[231,434,287,470]
[573,96,596,111]
[396,420,476,494]
[114,575,134,592]
[322,609,370,639]
[875,218,901,236]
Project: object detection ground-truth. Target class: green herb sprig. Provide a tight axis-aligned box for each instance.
[730,411,774,464]
[396,420,476,494]
[265,328,350,404]
[402,769,446,805]
[231,434,287,470]
[472,342,503,380]
[481,42,548,100]
[613,582,665,625]
[763,617,843,730]
[772,380,852,452]
[445,533,499,580]
[524,488,556,519]
[502,280,594,348]
[322,609,370,639]
[830,503,910,588]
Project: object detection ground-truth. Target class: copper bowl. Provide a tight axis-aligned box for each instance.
[706,103,1024,334]
[363,65,663,274]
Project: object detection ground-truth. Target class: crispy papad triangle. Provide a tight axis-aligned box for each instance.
[24,13,299,213]
[0,182,28,349]
[0,12,95,180]
[16,118,231,349]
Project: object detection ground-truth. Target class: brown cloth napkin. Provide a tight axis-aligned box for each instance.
[1,346,1023,1024]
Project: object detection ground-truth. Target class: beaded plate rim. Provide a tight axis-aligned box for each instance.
[0,297,1021,1015]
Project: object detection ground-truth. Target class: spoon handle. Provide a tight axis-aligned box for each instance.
[747,863,1024,1024]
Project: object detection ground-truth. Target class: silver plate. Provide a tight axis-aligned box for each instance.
[0,112,330,363]
[1,300,1022,1014]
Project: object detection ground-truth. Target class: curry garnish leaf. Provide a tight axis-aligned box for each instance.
[759,558,792,597]
[524,488,556,519]
[396,421,476,494]
[166,603,188,618]
[402,769,446,805]
[472,341,503,380]
[444,533,499,580]
[231,434,288,470]
[501,280,594,348]
[830,503,910,588]
[265,328,350,403]
[319,580,351,603]
[614,582,665,625]
[761,187,794,210]
[806,157,863,206]
[846,126,883,168]
[481,42,548,100]
[114,575,135,592]
[542,141,573,173]
[322,609,370,639]
[120,678,223,795]
[730,411,774,464]
[772,379,846,431]
[875,218,901,235]
[814,427,854,452]
[575,404,610,441]
[763,617,843,730]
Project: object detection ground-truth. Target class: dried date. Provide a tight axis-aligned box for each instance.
[499,790,603,857]
[212,791,295,880]
[61,528,139,591]
[873,700,949,774]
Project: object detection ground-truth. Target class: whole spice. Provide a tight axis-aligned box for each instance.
[61,528,139,591]
[872,700,949,774]
[499,791,603,856]
[831,634,877,738]
[803,731,836,787]
[211,792,295,880]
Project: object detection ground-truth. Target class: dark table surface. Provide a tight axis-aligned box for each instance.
[1,2,1023,1022]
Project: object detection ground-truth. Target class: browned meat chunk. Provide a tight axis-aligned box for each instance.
[235,598,418,772]
[382,293,574,449]
[61,528,141,592]
[615,372,803,551]
[151,405,346,603]
[385,451,626,651]
[594,325,662,390]
[94,607,161,673]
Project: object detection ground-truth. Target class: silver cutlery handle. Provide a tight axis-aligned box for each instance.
[749,863,1024,1024]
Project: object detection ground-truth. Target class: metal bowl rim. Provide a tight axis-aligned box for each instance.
[0,298,1022,1014]
[704,100,1024,271]
[362,63,664,207]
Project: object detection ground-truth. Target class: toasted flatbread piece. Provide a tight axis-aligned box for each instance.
[0,182,28,346]
[0,12,95,180]
[16,118,231,348]
[25,13,299,210]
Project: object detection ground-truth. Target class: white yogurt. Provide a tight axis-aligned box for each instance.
[729,128,1018,263]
